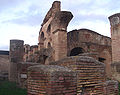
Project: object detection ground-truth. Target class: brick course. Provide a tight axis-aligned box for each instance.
[50,56,106,94]
[27,65,77,95]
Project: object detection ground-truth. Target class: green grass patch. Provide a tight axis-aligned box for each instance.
[0,80,27,95]
[119,82,120,95]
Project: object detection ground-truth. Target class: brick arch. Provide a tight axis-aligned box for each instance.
[67,42,88,56]
[70,47,85,56]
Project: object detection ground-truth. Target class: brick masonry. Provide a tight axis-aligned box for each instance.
[67,29,112,78]
[50,56,106,95]
[17,62,40,88]
[9,39,24,82]
[27,65,77,95]
[105,80,119,95]
[109,13,120,82]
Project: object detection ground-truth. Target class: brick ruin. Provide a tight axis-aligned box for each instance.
[109,13,120,82]
[8,1,119,95]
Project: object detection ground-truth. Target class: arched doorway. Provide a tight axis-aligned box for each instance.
[70,47,84,56]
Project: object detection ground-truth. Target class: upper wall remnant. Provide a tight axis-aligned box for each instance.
[41,1,61,26]
[109,13,120,27]
[38,1,73,61]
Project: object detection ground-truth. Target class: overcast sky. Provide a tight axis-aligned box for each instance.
[0,0,120,50]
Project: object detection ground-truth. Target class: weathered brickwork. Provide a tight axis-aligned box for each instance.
[17,62,39,88]
[109,13,120,62]
[27,65,77,95]
[67,29,112,78]
[38,1,73,61]
[50,56,106,95]
[109,13,120,82]
[105,80,119,95]
[8,1,120,95]
[9,40,24,82]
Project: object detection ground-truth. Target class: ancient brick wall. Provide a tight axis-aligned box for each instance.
[105,80,119,95]
[9,39,24,82]
[109,13,120,81]
[38,1,73,61]
[50,56,106,95]
[109,13,120,62]
[27,65,77,95]
[17,62,39,88]
[67,29,112,78]
[51,11,73,61]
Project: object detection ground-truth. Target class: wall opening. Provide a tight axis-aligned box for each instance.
[70,47,84,56]
[48,42,51,48]
[98,57,106,63]
[47,24,51,34]
[41,32,44,39]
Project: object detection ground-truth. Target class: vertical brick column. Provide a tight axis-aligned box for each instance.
[9,39,24,82]
[51,11,73,61]
[27,65,77,95]
[109,13,120,81]
[109,13,120,62]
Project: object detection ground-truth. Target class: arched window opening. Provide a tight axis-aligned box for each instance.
[48,42,51,48]
[98,57,106,63]
[47,24,51,33]
[41,32,44,39]
[70,47,84,56]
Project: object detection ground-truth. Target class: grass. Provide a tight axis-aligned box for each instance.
[0,80,27,95]
[119,82,120,95]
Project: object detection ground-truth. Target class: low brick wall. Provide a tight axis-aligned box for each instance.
[105,80,119,95]
[17,62,39,88]
[27,65,77,95]
[50,56,106,95]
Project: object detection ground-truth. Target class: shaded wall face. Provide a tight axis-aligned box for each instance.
[0,55,9,73]
[109,15,120,62]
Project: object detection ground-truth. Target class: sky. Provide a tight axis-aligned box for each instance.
[0,0,120,50]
